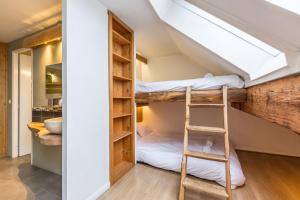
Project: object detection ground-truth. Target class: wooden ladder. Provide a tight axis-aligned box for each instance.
[179,86,232,200]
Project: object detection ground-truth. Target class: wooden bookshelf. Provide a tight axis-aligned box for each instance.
[109,11,135,184]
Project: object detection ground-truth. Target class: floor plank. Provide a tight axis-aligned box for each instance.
[99,151,300,200]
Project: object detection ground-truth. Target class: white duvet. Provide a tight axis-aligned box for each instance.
[137,132,246,189]
[135,74,244,93]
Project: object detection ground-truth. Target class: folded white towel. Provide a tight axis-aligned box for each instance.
[204,73,214,78]
[203,136,215,153]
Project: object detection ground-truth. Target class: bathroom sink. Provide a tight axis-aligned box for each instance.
[44,117,62,134]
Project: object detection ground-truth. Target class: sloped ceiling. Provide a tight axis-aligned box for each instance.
[0,0,61,43]
[100,0,179,57]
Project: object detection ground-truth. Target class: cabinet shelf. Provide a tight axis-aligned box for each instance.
[113,96,132,99]
[113,53,131,63]
[114,161,133,181]
[113,131,133,142]
[113,30,130,45]
[113,75,132,81]
[113,113,132,118]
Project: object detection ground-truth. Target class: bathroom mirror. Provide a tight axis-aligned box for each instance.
[46,63,62,94]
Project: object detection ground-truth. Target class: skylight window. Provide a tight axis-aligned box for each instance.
[150,0,287,80]
[178,0,281,57]
[265,0,300,16]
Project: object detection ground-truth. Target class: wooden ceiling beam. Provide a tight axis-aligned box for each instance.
[242,74,300,134]
[136,53,148,64]
[23,23,62,48]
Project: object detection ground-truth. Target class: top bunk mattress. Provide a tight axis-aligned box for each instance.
[135,74,244,93]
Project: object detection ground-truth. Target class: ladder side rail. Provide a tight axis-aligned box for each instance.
[223,86,232,200]
[179,86,192,200]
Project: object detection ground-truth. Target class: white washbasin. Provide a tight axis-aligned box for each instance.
[44,117,62,134]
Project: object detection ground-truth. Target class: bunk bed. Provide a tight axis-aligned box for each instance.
[135,73,300,135]
[135,74,247,104]
[134,74,247,190]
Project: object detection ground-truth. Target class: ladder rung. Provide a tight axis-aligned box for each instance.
[185,151,227,162]
[183,177,229,198]
[187,125,225,134]
[189,103,224,107]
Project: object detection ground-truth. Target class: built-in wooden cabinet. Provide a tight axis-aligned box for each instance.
[109,12,135,184]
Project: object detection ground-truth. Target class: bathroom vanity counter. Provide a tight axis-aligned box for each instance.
[28,122,62,146]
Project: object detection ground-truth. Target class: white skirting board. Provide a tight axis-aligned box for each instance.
[86,182,110,200]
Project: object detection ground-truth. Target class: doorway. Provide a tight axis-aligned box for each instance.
[12,49,33,158]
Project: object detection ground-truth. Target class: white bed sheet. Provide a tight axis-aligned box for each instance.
[135,75,244,93]
[137,132,246,189]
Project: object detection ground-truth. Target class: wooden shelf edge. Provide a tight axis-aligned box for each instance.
[113,52,131,63]
[113,131,133,142]
[113,30,131,45]
[113,113,132,118]
[113,96,132,99]
[113,75,132,81]
[112,161,134,183]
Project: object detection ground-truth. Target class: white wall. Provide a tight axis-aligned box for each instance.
[142,54,209,82]
[140,55,300,157]
[141,103,300,157]
[229,108,300,157]
[63,0,109,199]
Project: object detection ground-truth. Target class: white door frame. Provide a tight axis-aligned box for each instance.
[11,48,33,158]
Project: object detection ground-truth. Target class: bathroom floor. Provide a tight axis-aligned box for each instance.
[0,155,61,200]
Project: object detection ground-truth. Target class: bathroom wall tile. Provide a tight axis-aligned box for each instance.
[32,110,42,117]
[42,111,54,118]
[32,116,42,122]
[53,111,62,118]
[32,108,62,122]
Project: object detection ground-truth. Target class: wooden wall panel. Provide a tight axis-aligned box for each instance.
[242,74,300,134]
[0,43,7,156]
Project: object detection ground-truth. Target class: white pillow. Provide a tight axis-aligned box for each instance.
[137,123,153,137]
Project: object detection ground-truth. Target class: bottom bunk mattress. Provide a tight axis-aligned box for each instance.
[136,132,246,189]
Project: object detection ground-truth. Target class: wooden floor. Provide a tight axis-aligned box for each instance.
[99,151,300,200]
